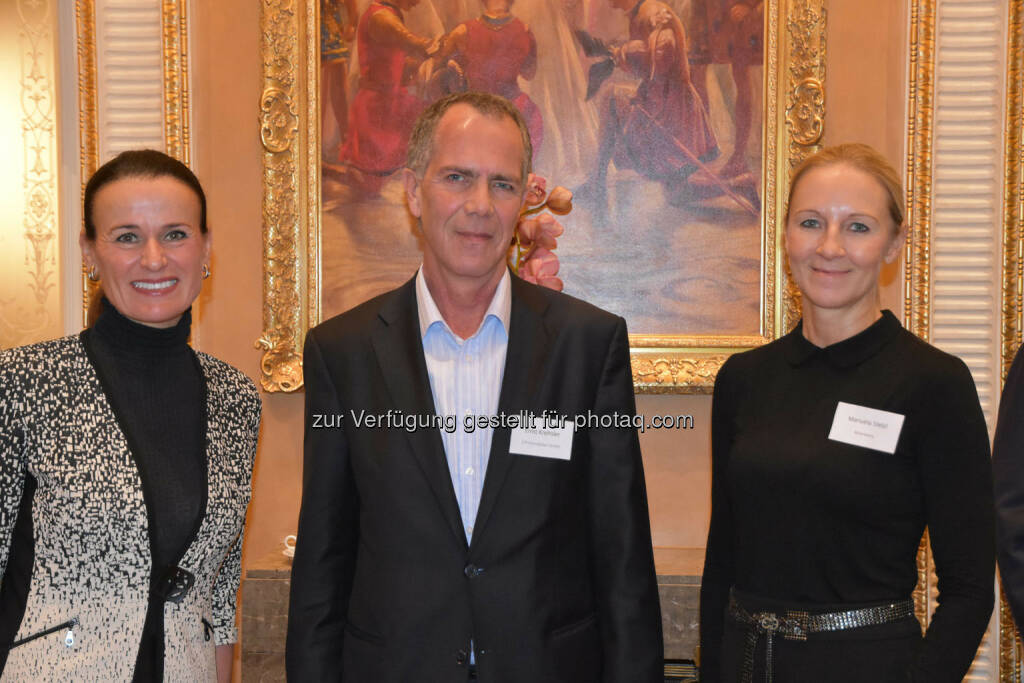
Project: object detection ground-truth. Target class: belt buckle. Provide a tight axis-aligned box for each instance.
[755,612,779,632]
[783,610,809,641]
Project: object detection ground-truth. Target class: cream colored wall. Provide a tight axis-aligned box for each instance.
[188,0,910,574]
[0,0,64,348]
[191,2,300,569]
[826,0,909,314]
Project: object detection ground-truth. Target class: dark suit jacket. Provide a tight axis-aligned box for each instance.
[286,273,663,682]
[995,344,1024,627]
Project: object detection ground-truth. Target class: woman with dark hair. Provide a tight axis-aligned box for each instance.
[0,150,261,682]
[699,143,994,682]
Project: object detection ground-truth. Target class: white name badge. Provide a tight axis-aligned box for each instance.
[509,424,574,461]
[828,401,905,454]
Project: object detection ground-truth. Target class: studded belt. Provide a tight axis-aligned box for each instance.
[727,592,915,683]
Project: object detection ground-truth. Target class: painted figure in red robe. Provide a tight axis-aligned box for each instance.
[321,0,358,162]
[342,0,433,195]
[689,0,764,182]
[582,0,719,206]
[434,0,544,153]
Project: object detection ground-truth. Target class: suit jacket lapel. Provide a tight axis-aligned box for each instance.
[472,275,553,547]
[371,277,468,549]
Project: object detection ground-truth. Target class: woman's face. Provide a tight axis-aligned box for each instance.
[81,175,209,329]
[785,163,904,320]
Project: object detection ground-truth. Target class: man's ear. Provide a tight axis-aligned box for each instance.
[404,168,422,219]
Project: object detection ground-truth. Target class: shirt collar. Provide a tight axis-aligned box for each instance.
[783,309,902,369]
[415,267,512,341]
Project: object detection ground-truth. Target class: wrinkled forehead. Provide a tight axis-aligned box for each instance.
[431,106,528,177]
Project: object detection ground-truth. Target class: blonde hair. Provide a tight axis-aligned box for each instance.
[786,143,904,232]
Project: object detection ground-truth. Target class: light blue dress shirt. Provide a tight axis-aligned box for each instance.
[416,267,511,546]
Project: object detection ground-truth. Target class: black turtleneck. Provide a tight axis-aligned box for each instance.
[82,299,206,680]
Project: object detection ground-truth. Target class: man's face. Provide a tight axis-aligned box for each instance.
[405,103,526,290]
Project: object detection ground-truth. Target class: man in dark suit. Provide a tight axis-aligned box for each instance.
[286,91,663,682]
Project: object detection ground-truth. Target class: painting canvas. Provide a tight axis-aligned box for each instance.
[317,0,765,337]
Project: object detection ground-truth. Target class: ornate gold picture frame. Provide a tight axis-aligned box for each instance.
[1001,0,1024,676]
[257,0,826,393]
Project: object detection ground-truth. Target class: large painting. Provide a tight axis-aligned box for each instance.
[257,0,827,393]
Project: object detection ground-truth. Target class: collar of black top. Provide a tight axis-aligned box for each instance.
[92,296,193,352]
[783,309,901,369]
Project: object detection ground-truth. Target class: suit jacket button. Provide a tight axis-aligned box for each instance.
[456,649,468,665]
[464,564,483,579]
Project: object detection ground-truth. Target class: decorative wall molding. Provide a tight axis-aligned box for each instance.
[94,0,164,159]
[161,0,190,164]
[930,2,1004,429]
[930,3,1007,678]
[905,0,936,344]
[255,0,306,393]
[75,0,98,323]
[905,0,937,635]
[907,0,1009,679]
[1001,0,1024,677]
[0,0,63,347]
[778,0,828,333]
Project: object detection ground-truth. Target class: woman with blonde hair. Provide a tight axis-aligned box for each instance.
[699,143,994,681]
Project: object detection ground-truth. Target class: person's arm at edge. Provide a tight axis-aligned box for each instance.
[0,357,28,586]
[911,359,995,681]
[995,345,1024,627]
[587,316,664,682]
[698,356,739,683]
[210,378,261,683]
[285,329,360,682]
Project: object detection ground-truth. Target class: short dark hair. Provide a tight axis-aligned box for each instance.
[406,91,533,182]
[83,149,207,240]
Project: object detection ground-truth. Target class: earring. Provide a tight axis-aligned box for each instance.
[202,264,211,280]
[87,266,99,282]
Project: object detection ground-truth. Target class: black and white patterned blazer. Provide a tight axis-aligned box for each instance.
[0,334,261,681]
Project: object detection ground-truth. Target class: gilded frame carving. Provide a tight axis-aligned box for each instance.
[904,0,935,342]
[906,2,1024,677]
[1001,0,1024,677]
[75,0,98,320]
[257,0,827,393]
[161,0,191,165]
[904,0,936,633]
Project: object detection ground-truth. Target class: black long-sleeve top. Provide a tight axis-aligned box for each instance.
[82,300,206,680]
[994,345,1024,625]
[699,310,994,682]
